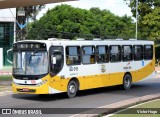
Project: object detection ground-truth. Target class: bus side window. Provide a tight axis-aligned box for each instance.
[144,45,153,60]
[122,45,132,61]
[110,45,121,62]
[66,46,81,65]
[97,45,109,63]
[82,46,95,64]
[133,45,143,61]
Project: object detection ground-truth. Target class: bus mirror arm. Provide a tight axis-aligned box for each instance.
[7,49,13,64]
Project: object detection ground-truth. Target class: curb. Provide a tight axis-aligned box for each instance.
[0,72,12,75]
[70,93,160,117]
[0,91,13,96]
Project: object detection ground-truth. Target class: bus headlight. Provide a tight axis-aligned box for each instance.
[13,80,18,86]
[37,79,48,87]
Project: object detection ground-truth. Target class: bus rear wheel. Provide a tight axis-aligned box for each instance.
[67,80,78,98]
[121,74,132,90]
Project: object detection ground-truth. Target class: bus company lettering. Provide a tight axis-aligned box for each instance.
[69,66,78,72]
[123,62,132,70]
[69,66,78,76]
[101,65,106,72]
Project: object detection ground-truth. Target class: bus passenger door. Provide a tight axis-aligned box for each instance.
[49,46,64,90]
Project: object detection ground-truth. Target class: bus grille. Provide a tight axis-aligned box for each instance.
[17,89,36,93]
[17,83,37,86]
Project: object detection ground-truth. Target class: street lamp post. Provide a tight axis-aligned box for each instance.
[17,7,25,41]
[136,0,138,40]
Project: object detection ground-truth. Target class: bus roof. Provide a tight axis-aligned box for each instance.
[15,39,154,45]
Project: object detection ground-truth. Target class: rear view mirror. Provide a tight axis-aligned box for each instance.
[7,48,13,64]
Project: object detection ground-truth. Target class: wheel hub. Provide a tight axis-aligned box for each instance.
[125,78,130,87]
[69,85,75,94]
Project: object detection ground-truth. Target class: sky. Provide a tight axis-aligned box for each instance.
[37,0,132,19]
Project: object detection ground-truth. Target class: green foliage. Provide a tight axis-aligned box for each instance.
[124,0,160,41]
[27,4,135,40]
[0,76,12,81]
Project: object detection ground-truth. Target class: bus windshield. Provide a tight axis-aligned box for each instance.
[13,51,48,75]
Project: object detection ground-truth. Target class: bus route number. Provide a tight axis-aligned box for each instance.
[69,67,78,72]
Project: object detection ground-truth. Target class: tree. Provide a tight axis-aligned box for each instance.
[124,0,160,40]
[27,4,135,40]
[25,5,45,21]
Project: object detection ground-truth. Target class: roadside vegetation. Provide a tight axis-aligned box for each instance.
[0,76,12,81]
[27,0,160,42]
[124,0,160,42]
[111,99,160,117]
[27,4,135,40]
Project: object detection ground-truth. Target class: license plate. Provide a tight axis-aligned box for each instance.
[22,88,29,91]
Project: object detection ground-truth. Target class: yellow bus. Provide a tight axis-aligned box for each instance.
[8,38,155,98]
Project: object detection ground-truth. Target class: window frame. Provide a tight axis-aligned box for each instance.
[96,45,109,63]
[110,45,121,63]
[82,45,96,65]
[65,46,81,66]
[144,44,153,60]
[133,45,143,61]
[122,45,133,62]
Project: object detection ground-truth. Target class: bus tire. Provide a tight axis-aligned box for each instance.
[121,74,132,90]
[67,80,78,98]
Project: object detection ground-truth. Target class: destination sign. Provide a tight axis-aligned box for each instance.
[13,43,46,50]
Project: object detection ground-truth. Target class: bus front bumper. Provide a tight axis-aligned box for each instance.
[12,82,49,94]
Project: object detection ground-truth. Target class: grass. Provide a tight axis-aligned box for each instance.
[111,99,160,117]
[0,66,12,81]
[0,76,12,81]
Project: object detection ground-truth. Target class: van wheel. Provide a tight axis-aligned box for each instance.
[121,74,132,90]
[67,80,78,98]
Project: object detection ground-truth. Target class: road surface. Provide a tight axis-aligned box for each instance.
[0,77,160,117]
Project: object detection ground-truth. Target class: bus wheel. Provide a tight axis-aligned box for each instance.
[67,80,78,98]
[121,74,132,90]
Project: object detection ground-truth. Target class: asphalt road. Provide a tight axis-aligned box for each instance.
[0,77,160,117]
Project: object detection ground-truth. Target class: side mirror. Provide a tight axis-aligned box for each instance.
[7,48,13,64]
[51,55,56,64]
